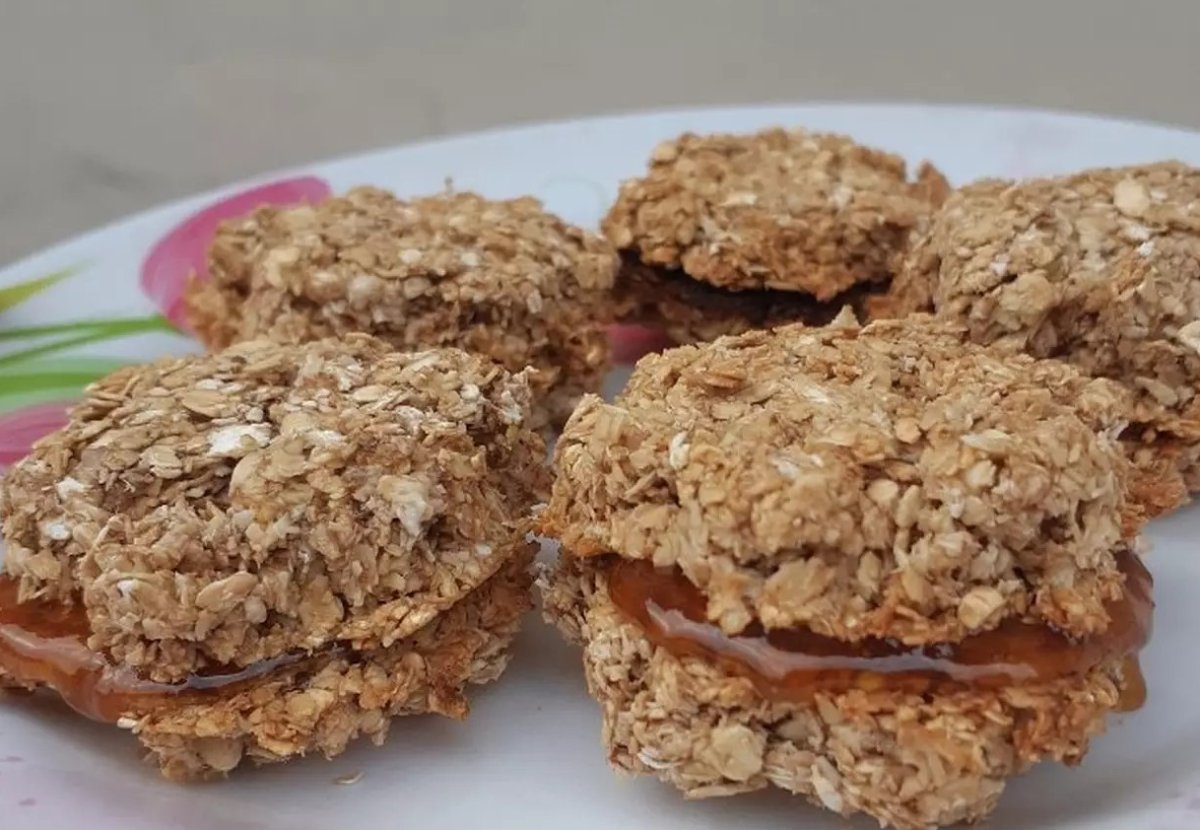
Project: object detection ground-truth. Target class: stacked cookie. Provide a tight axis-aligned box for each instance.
[0,336,547,778]
[186,187,619,429]
[541,317,1151,829]
[604,128,949,343]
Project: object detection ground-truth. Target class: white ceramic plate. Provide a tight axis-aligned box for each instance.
[1,104,1199,830]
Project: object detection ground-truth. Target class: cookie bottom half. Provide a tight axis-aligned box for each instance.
[0,547,534,780]
[543,557,1132,830]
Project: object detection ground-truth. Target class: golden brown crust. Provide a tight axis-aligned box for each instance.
[542,317,1133,643]
[184,187,620,429]
[542,557,1126,830]
[880,163,1200,511]
[602,128,949,300]
[613,255,878,344]
[898,164,1200,344]
[0,336,548,682]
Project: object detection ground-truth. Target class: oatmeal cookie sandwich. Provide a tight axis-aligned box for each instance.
[184,187,619,429]
[541,318,1152,830]
[0,335,547,779]
[603,127,949,343]
[875,162,1200,515]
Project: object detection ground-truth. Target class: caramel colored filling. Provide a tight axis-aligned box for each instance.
[607,550,1152,708]
[0,577,306,722]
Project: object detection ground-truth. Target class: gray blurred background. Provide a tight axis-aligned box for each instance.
[4,0,1199,265]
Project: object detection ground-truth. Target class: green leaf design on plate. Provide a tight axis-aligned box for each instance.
[0,315,174,369]
[0,267,175,387]
[0,266,79,313]
[0,356,129,412]
[0,356,129,396]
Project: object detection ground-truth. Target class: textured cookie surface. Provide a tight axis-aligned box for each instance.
[879,163,1200,506]
[889,163,1200,338]
[0,547,534,780]
[184,187,619,427]
[0,336,548,682]
[542,558,1124,830]
[132,548,533,779]
[602,128,949,299]
[543,318,1133,644]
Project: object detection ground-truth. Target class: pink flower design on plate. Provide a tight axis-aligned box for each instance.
[607,323,675,365]
[140,176,331,329]
[0,401,71,470]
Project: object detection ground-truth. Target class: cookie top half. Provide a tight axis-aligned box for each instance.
[189,187,617,347]
[1,335,548,682]
[542,318,1134,645]
[602,128,949,299]
[183,188,619,427]
[890,163,1200,431]
[892,162,1200,335]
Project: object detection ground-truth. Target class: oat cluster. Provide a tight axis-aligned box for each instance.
[0,335,548,683]
[879,163,1200,507]
[184,187,620,428]
[542,317,1134,644]
[130,550,532,779]
[543,558,1125,830]
[603,128,950,300]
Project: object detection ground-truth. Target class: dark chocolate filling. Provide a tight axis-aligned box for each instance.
[615,254,886,339]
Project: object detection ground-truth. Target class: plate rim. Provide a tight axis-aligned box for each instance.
[6,100,1200,276]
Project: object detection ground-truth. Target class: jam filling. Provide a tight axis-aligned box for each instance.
[607,550,1152,708]
[0,577,305,722]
